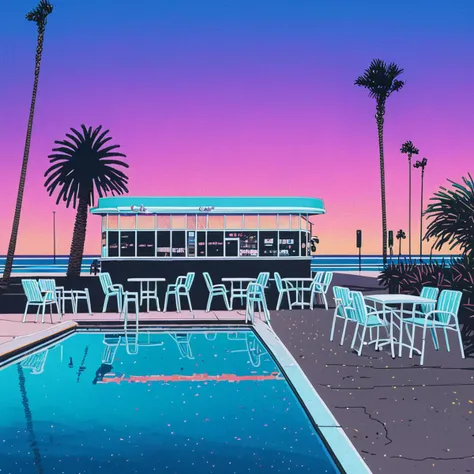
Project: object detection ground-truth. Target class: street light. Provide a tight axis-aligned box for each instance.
[414,157,428,263]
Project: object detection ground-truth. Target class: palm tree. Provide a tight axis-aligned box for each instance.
[414,157,428,262]
[400,140,419,261]
[355,59,405,265]
[44,125,129,277]
[1,0,54,287]
[424,174,474,261]
[396,229,406,263]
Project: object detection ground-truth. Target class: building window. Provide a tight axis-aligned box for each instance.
[187,215,197,230]
[259,215,277,230]
[137,215,155,229]
[137,231,155,257]
[197,231,206,256]
[197,215,207,230]
[119,215,136,230]
[157,215,171,229]
[225,215,242,229]
[291,215,300,230]
[120,231,136,257]
[156,231,171,257]
[278,215,290,229]
[239,231,258,257]
[171,215,186,229]
[279,231,300,257]
[208,215,224,229]
[259,231,278,257]
[172,231,186,257]
[300,231,309,257]
[244,215,258,229]
[108,215,118,230]
[187,231,196,257]
[207,231,224,256]
[108,231,119,257]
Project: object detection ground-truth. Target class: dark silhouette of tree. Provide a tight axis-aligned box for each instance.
[414,157,428,262]
[355,59,405,265]
[396,229,406,263]
[1,1,54,287]
[400,141,419,261]
[424,174,474,261]
[44,125,129,277]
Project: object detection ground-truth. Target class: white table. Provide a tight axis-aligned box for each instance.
[282,277,314,308]
[127,278,166,312]
[222,277,256,309]
[364,294,437,358]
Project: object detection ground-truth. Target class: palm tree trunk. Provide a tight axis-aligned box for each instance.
[67,198,89,277]
[419,170,425,262]
[376,108,388,265]
[408,155,412,260]
[1,25,47,286]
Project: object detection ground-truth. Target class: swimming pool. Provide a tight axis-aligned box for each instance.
[0,328,343,473]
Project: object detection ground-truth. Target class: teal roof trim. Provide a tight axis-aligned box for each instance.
[90,196,325,215]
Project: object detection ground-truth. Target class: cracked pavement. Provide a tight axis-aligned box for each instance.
[270,273,474,474]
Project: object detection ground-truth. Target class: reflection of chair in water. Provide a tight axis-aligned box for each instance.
[102,334,121,364]
[204,332,217,341]
[228,332,267,367]
[20,344,63,375]
[169,333,194,359]
[102,333,165,362]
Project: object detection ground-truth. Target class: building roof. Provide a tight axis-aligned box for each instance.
[90,196,326,215]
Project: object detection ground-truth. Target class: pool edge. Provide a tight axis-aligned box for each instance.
[253,320,372,474]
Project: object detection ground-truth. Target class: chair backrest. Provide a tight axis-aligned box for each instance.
[349,291,369,325]
[333,286,355,319]
[419,286,439,314]
[22,279,43,303]
[256,272,270,288]
[321,272,333,292]
[39,279,56,294]
[184,272,195,290]
[247,282,265,300]
[202,272,213,292]
[436,290,462,323]
[99,272,112,293]
[274,272,284,292]
[312,271,324,284]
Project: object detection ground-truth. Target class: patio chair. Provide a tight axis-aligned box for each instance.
[256,272,270,289]
[245,282,270,325]
[203,272,231,312]
[330,286,357,345]
[72,288,92,315]
[274,272,298,310]
[99,272,123,313]
[404,289,464,365]
[349,291,391,356]
[22,279,61,324]
[164,272,195,312]
[38,279,64,316]
[170,333,194,359]
[309,271,333,310]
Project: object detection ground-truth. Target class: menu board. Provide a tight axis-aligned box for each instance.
[237,232,258,257]
[259,231,278,257]
[279,231,300,257]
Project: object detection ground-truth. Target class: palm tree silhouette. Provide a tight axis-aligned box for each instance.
[1,0,54,287]
[44,125,129,277]
[355,59,405,265]
[396,229,406,263]
[400,141,419,261]
[414,157,428,262]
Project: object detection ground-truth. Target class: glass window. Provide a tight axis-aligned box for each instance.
[197,231,206,256]
[225,215,242,229]
[207,231,224,257]
[244,215,258,229]
[187,215,197,230]
[278,215,290,229]
[259,231,278,257]
[120,231,136,257]
[301,216,310,231]
[197,215,207,230]
[171,215,186,229]
[187,231,196,257]
[108,231,119,257]
[157,215,171,229]
[101,231,107,257]
[119,215,136,230]
[102,216,107,231]
[137,215,155,229]
[156,231,171,257]
[259,215,277,229]
[239,231,258,257]
[208,215,224,229]
[291,215,300,230]
[279,231,300,257]
[108,215,118,230]
[172,231,186,257]
[137,231,155,257]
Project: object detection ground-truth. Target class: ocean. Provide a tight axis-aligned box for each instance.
[0,255,458,275]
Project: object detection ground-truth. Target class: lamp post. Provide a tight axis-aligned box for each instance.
[53,211,56,264]
[396,229,406,264]
[414,157,428,263]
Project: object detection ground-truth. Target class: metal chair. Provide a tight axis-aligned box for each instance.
[274,272,298,310]
[99,272,123,313]
[22,279,60,323]
[203,272,231,312]
[164,272,195,312]
[330,286,357,345]
[72,288,92,315]
[245,282,270,324]
[309,271,333,310]
[38,279,64,317]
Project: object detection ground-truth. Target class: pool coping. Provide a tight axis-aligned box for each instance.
[253,320,372,474]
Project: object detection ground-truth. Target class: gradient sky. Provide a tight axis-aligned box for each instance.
[0,0,473,256]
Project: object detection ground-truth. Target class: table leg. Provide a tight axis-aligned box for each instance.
[387,303,395,358]
[300,282,304,308]
[398,303,405,357]
[139,282,143,306]
[240,281,244,306]
[147,281,150,313]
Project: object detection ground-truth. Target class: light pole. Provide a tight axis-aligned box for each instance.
[414,157,428,263]
[396,229,406,264]
[53,211,56,264]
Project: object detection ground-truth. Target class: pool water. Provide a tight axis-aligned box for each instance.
[0,330,340,473]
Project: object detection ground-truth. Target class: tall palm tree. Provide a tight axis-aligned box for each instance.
[400,140,419,261]
[44,125,129,277]
[1,0,54,286]
[414,157,428,262]
[396,229,406,263]
[355,59,405,265]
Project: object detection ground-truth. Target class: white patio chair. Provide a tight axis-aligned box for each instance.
[309,271,333,310]
[38,279,64,317]
[72,288,92,315]
[330,286,358,345]
[404,289,464,365]
[121,291,139,331]
[170,333,194,359]
[164,272,195,312]
[245,282,270,325]
[99,272,123,313]
[22,279,60,324]
[274,272,298,310]
[203,272,231,311]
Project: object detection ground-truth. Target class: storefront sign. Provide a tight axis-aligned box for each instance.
[198,206,215,212]
[130,205,149,213]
